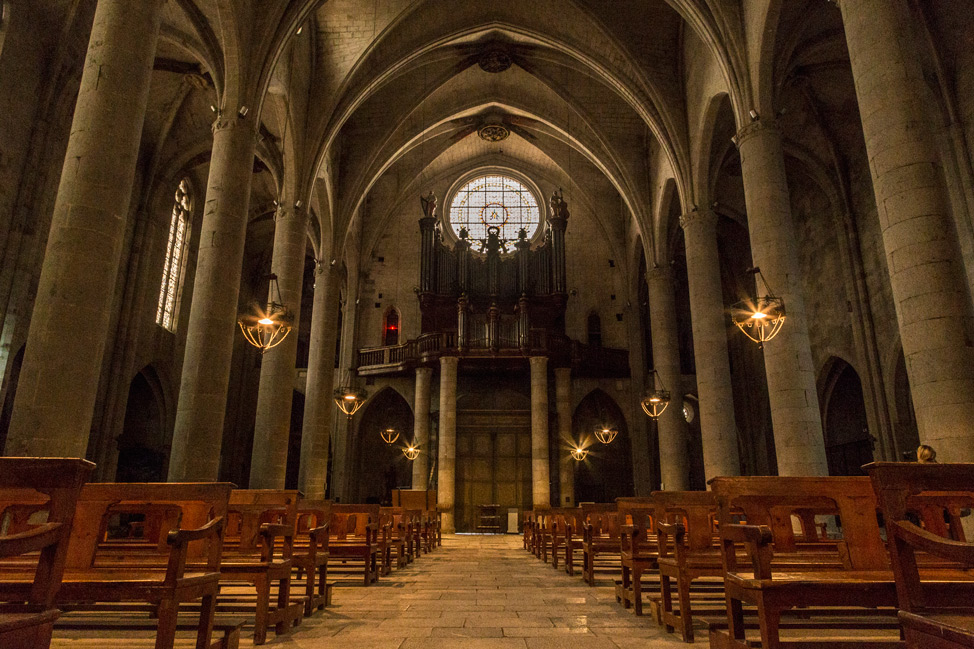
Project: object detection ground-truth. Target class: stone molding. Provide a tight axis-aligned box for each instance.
[645,264,673,283]
[732,117,781,148]
[211,115,257,137]
[678,209,717,231]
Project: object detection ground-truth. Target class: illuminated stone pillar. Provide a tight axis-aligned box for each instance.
[168,115,258,480]
[298,264,341,499]
[5,0,164,457]
[437,356,458,532]
[530,356,551,507]
[250,205,309,488]
[647,266,690,490]
[840,0,974,461]
[554,367,574,506]
[680,210,741,479]
[735,119,828,476]
[412,366,432,488]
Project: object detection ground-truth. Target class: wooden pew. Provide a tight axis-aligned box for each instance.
[867,462,974,649]
[582,508,622,586]
[564,503,616,577]
[522,510,535,552]
[2,481,232,649]
[392,489,440,550]
[0,457,94,649]
[652,490,722,641]
[293,499,332,616]
[615,497,657,615]
[328,505,380,585]
[533,508,559,562]
[380,507,414,569]
[222,489,305,644]
[550,509,583,570]
[709,475,954,649]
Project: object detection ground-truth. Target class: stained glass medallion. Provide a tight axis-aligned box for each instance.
[448,175,540,253]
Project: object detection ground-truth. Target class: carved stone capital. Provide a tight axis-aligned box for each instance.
[732,117,781,148]
[211,114,256,136]
[678,209,718,232]
[645,264,673,283]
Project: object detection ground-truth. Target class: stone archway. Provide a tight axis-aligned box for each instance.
[572,389,633,503]
[351,387,414,504]
[116,367,167,482]
[821,358,873,476]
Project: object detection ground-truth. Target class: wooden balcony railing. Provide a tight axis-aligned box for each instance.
[355,329,629,377]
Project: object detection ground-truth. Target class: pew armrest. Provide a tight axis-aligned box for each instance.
[0,522,64,558]
[164,516,225,582]
[656,521,684,560]
[720,523,773,579]
[892,520,974,564]
[259,522,294,561]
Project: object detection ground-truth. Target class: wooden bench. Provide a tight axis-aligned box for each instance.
[2,481,231,649]
[293,499,332,616]
[328,505,380,585]
[615,497,657,615]
[564,503,615,577]
[522,511,535,551]
[652,490,722,641]
[222,489,305,644]
[582,508,622,586]
[392,489,440,550]
[380,507,415,569]
[550,509,583,570]
[867,462,974,649]
[0,457,94,649]
[709,475,974,649]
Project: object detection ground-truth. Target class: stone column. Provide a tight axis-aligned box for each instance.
[298,264,341,499]
[680,210,741,479]
[249,205,309,488]
[4,0,164,457]
[840,0,974,461]
[554,367,574,506]
[167,115,258,480]
[735,120,829,476]
[530,356,551,507]
[647,266,690,490]
[437,356,459,532]
[412,366,433,489]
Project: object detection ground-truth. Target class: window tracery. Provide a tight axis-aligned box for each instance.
[448,174,540,254]
[156,178,192,331]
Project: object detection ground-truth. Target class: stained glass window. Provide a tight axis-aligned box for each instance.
[448,174,540,253]
[156,179,192,331]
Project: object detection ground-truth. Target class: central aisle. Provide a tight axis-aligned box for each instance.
[280,534,704,647]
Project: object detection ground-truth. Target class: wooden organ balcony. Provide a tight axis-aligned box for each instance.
[355,191,630,378]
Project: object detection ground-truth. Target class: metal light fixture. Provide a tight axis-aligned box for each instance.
[238,274,293,353]
[594,426,618,445]
[402,444,420,461]
[380,427,399,445]
[333,377,368,419]
[731,266,786,349]
[570,446,589,461]
[641,369,671,419]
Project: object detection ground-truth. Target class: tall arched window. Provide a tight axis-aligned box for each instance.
[587,312,602,347]
[156,179,192,331]
[384,308,400,346]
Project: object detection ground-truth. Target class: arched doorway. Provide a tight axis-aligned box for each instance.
[351,387,414,504]
[116,367,167,482]
[572,389,634,502]
[821,359,873,476]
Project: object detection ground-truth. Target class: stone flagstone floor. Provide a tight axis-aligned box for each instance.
[273,533,706,648]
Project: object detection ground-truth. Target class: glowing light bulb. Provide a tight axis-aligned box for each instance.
[751,312,767,320]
